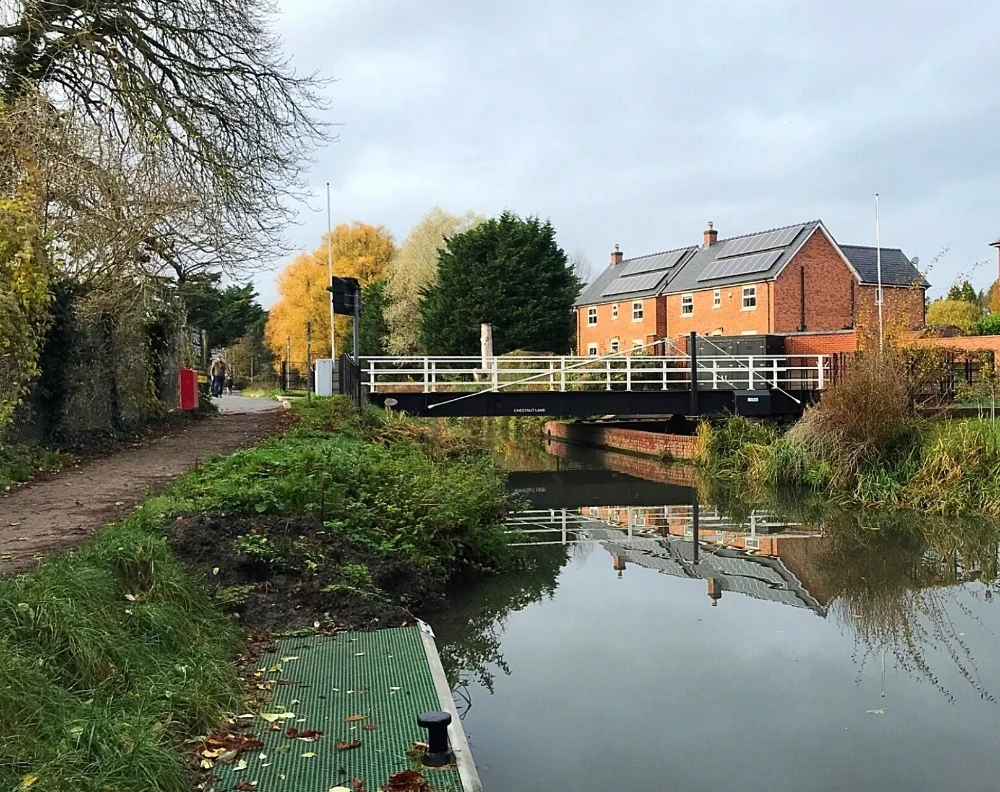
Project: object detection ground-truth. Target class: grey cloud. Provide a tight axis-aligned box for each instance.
[254,0,1000,305]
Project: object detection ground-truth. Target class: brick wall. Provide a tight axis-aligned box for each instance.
[856,284,926,336]
[783,330,859,355]
[773,229,856,333]
[545,420,697,460]
[576,296,663,356]
[544,434,698,484]
[663,279,770,337]
[905,334,1000,354]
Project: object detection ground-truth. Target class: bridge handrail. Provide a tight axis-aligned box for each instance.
[362,354,830,394]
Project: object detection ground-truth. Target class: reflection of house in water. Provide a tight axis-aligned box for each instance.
[510,503,828,614]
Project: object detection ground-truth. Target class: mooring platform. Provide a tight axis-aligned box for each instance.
[211,624,480,791]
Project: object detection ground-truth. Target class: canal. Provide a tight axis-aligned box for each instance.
[432,437,1000,792]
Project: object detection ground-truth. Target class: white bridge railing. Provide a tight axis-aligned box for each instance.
[362,354,829,394]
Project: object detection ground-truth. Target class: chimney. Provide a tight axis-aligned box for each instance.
[703,222,718,248]
[610,244,623,266]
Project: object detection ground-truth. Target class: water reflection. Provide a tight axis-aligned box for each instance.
[434,444,1000,789]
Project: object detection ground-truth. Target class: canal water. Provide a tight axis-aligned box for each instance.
[433,438,1000,792]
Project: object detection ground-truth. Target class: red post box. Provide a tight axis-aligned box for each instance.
[179,368,199,411]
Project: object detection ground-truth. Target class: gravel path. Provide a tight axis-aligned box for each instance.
[0,402,288,574]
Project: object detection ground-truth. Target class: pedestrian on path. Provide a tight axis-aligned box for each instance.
[210,357,227,397]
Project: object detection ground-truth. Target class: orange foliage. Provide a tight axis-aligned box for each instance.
[265,222,395,365]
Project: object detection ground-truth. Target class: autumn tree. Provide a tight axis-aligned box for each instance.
[419,211,580,356]
[925,298,980,333]
[384,207,482,354]
[265,223,395,364]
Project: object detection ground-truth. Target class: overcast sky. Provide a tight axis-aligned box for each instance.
[255,0,1000,306]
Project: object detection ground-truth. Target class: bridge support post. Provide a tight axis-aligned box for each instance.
[689,331,698,415]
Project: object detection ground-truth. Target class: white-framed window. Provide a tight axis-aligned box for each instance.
[611,303,619,320]
[681,294,694,316]
[587,307,597,326]
[609,338,620,354]
[587,343,598,356]
[632,339,643,353]
[589,506,599,516]
[742,285,757,310]
[632,300,644,321]
[713,289,721,308]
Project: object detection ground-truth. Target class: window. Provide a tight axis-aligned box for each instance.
[713,289,721,308]
[742,285,757,310]
[612,303,619,320]
[632,300,644,321]
[681,294,694,316]
[587,343,598,356]
[632,339,644,353]
[587,307,597,326]
[609,338,620,354]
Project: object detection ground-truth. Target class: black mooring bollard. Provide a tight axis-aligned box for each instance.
[417,710,452,767]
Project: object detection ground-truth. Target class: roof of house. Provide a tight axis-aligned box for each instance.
[575,220,927,307]
[839,245,926,287]
[991,237,1000,247]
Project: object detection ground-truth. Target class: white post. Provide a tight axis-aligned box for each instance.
[423,356,430,394]
[326,183,336,363]
[772,357,779,389]
[712,359,719,390]
[368,360,377,393]
[748,355,755,389]
[626,356,632,391]
[876,193,884,352]
[561,508,567,545]
[491,358,499,391]
[560,356,567,391]
[627,506,633,539]
[606,359,612,390]
[817,355,825,390]
[661,358,668,390]
[430,360,437,392]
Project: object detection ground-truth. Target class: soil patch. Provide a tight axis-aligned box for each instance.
[165,514,444,632]
[0,409,292,574]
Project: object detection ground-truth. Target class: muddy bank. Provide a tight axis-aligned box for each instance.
[166,514,445,632]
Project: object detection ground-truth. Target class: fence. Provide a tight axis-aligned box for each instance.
[831,350,997,400]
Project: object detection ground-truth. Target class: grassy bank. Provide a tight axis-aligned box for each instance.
[3,396,516,790]
[695,351,1000,515]
[0,443,69,488]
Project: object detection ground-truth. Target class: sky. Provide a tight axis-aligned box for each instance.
[255,0,1000,307]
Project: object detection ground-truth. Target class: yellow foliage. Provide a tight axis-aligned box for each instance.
[925,299,980,333]
[265,222,395,365]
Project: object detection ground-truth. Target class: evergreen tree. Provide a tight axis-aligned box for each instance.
[418,212,580,355]
[947,280,981,306]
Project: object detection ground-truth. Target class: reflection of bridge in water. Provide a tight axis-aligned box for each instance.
[505,469,828,615]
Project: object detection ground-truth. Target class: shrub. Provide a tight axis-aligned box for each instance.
[974,313,1000,336]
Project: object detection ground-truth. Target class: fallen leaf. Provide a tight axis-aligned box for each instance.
[381,769,431,792]
[335,739,362,751]
[285,727,323,741]
[234,783,258,791]
[866,709,885,715]
[329,787,352,792]
[351,779,367,792]
[301,751,317,758]
[212,567,220,575]
[21,775,39,789]
[281,655,300,662]
[363,723,377,731]
[345,715,365,723]
[199,759,214,769]
[260,711,295,723]
[355,652,365,657]
[233,758,248,772]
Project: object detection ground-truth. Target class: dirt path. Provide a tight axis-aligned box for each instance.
[0,402,289,573]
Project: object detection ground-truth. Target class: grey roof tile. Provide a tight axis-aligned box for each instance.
[839,245,927,287]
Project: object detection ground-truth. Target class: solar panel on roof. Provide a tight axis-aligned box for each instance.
[619,248,690,276]
[696,249,783,282]
[601,271,668,297]
[716,225,803,259]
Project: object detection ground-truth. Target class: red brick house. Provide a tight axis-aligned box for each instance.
[575,220,927,356]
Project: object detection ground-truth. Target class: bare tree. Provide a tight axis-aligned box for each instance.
[570,249,597,286]
[0,0,330,274]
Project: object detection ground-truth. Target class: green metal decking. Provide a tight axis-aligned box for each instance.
[211,625,478,792]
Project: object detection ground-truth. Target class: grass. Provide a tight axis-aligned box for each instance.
[0,508,243,792]
[0,443,70,488]
[695,351,1000,515]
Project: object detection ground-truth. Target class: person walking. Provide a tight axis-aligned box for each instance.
[209,357,226,397]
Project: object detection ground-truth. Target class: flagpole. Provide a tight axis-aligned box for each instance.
[327,182,336,362]
[876,193,884,351]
